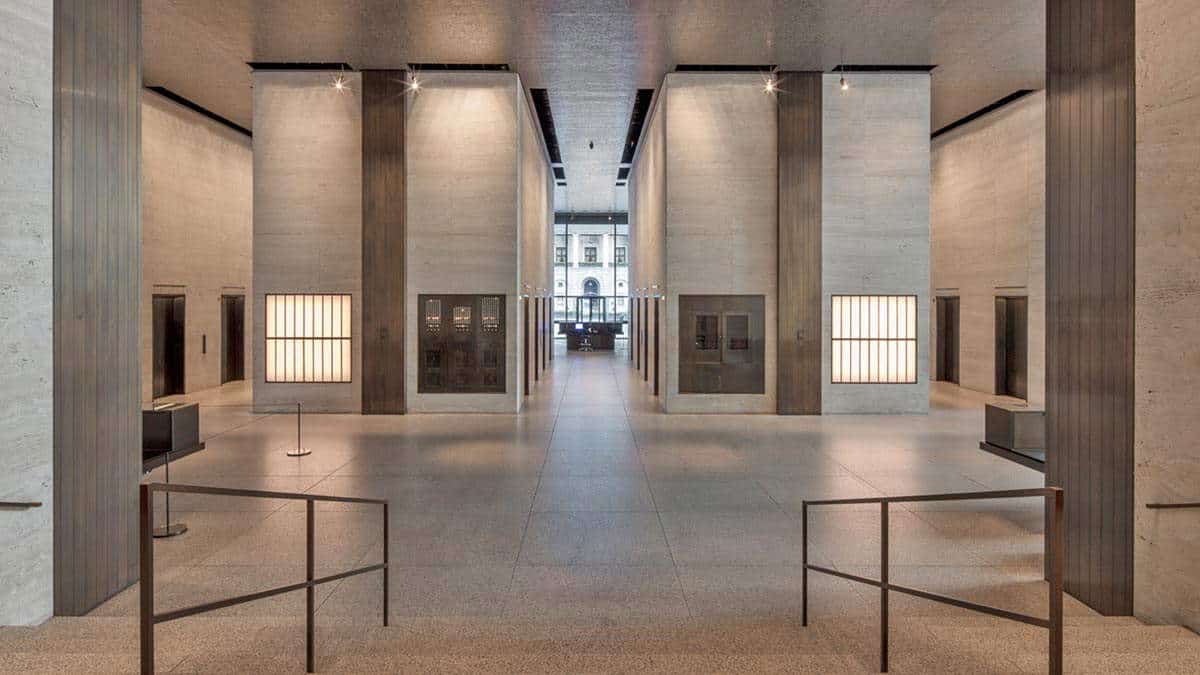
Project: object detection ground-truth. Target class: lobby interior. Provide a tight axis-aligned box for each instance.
[2,1,1199,673]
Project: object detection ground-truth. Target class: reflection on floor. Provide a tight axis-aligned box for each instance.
[3,344,1197,673]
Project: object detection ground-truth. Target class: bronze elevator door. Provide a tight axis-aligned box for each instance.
[678,295,765,394]
[995,296,1028,399]
[418,294,506,394]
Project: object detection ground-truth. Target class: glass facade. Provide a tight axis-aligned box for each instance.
[553,219,629,337]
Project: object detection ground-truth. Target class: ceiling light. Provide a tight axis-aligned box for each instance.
[332,74,348,92]
[764,78,777,93]
[407,74,421,92]
[840,76,849,91]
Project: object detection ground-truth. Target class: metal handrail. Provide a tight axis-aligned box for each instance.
[803,487,1064,674]
[1146,502,1200,509]
[139,483,389,674]
[0,501,43,508]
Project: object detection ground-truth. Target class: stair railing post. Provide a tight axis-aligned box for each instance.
[139,484,155,675]
[306,499,315,673]
[880,500,889,673]
[1048,488,1063,675]
[382,502,390,627]
[801,500,809,627]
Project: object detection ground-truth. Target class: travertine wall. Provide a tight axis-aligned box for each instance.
[405,72,522,413]
[628,87,667,404]
[931,91,1046,405]
[822,73,931,414]
[252,71,363,413]
[141,90,253,402]
[663,73,778,414]
[0,0,52,627]
[1134,0,1200,633]
[519,86,554,394]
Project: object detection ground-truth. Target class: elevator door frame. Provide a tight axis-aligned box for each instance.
[935,296,960,384]
[220,294,246,384]
[995,295,1029,400]
[152,294,186,399]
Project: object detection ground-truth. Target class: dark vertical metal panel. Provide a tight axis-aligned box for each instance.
[53,0,142,615]
[361,70,406,413]
[1045,0,1135,616]
[776,72,822,414]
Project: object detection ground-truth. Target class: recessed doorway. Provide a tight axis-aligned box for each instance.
[935,296,960,384]
[221,294,245,383]
[995,296,1028,399]
[152,294,186,398]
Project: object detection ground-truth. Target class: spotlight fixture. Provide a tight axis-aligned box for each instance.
[407,73,421,92]
[332,74,348,92]
[840,76,849,91]
[764,78,777,93]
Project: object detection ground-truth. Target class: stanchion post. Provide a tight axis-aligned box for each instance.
[288,402,311,457]
[880,500,889,673]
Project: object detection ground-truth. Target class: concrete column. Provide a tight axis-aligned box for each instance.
[1134,0,1200,633]
[0,0,53,626]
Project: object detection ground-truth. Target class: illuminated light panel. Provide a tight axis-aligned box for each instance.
[265,294,352,383]
[831,295,917,384]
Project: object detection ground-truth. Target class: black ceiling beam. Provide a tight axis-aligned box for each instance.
[145,86,252,137]
[247,62,354,71]
[529,88,563,164]
[619,88,655,167]
[408,63,509,71]
[832,64,937,73]
[675,64,777,72]
[932,89,1037,139]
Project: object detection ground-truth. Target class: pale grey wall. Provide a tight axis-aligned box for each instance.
[1135,0,1200,633]
[519,84,555,391]
[405,72,521,413]
[931,91,1046,405]
[821,73,931,414]
[141,90,253,402]
[252,71,363,413]
[628,86,667,406]
[0,0,53,627]
[663,73,778,414]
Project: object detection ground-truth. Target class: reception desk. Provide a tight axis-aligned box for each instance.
[980,401,1046,471]
[560,321,622,351]
[142,402,205,470]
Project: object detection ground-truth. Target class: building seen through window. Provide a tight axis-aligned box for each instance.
[552,218,629,335]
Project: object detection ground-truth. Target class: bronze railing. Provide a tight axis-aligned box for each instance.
[803,487,1064,674]
[139,483,389,674]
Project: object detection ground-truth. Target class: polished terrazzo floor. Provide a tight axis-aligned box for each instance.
[3,344,1198,673]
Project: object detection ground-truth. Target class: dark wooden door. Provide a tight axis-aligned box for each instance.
[152,294,186,398]
[221,295,245,383]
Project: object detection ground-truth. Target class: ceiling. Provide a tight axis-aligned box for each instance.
[144,1,1045,212]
